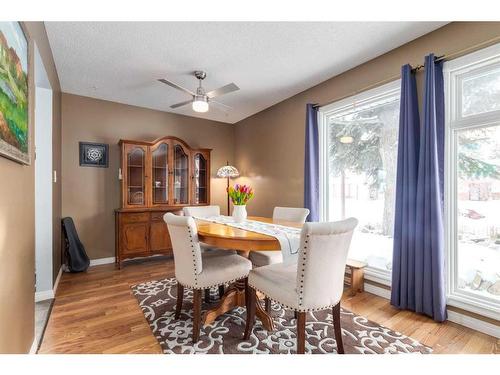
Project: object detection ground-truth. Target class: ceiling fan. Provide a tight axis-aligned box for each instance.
[158,71,239,113]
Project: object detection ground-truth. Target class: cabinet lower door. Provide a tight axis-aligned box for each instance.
[150,221,172,254]
[121,223,149,256]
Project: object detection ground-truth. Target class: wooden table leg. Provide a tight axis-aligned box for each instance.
[201,280,275,331]
[201,250,275,331]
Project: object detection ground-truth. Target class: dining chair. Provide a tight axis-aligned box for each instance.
[183,205,231,255]
[249,206,310,312]
[164,213,252,343]
[243,218,358,354]
[249,207,310,268]
[183,205,221,218]
[183,205,236,301]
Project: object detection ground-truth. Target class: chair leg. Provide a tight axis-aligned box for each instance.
[175,283,184,319]
[218,285,224,298]
[296,311,306,354]
[332,303,344,354]
[264,297,271,313]
[192,289,202,343]
[204,288,211,303]
[244,278,256,340]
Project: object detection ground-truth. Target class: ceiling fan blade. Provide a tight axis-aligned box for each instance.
[206,83,239,99]
[158,78,195,96]
[210,100,232,112]
[170,100,193,109]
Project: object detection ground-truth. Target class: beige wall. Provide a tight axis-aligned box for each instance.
[0,22,61,353]
[234,22,500,217]
[61,93,235,260]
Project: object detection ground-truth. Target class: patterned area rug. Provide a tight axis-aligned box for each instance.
[131,278,432,354]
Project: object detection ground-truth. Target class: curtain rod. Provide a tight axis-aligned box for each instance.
[314,34,500,109]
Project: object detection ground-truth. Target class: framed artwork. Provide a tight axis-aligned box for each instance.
[0,22,30,164]
[79,142,109,168]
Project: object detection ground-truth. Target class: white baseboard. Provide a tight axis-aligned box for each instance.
[53,266,62,295]
[363,281,500,339]
[364,282,391,299]
[35,266,63,302]
[89,257,115,267]
[29,337,37,354]
[35,289,54,302]
[447,310,500,339]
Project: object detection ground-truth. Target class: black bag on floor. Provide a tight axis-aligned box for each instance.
[62,217,90,272]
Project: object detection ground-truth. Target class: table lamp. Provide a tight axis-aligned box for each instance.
[216,162,240,215]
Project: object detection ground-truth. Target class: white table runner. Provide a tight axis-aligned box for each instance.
[195,215,302,264]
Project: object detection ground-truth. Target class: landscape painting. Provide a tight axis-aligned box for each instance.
[0,22,29,164]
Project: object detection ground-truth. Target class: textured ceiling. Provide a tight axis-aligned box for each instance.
[45,22,447,124]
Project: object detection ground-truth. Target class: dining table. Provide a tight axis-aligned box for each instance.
[195,216,303,332]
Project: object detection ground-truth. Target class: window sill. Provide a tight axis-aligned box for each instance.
[447,292,500,321]
[364,266,392,287]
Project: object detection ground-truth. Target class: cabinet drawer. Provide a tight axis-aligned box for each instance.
[120,212,149,224]
[151,211,167,221]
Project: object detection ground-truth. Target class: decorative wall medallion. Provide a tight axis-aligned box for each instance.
[79,142,108,168]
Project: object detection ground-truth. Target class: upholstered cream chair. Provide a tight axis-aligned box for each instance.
[182,205,230,254]
[183,205,220,218]
[183,205,237,301]
[249,206,310,268]
[244,218,358,354]
[249,206,310,312]
[164,213,252,343]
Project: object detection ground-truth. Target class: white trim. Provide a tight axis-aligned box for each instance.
[35,289,54,302]
[89,257,116,266]
[29,337,38,354]
[53,266,63,296]
[36,266,62,302]
[318,109,329,222]
[318,79,401,115]
[447,293,500,321]
[318,79,400,222]
[364,267,392,286]
[364,282,391,299]
[34,42,54,298]
[443,42,500,320]
[447,310,500,339]
[362,282,500,339]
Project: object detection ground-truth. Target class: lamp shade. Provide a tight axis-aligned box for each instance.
[216,165,239,178]
[192,96,209,112]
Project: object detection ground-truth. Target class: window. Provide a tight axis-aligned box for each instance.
[319,81,400,281]
[445,44,500,319]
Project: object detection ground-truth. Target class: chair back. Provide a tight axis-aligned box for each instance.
[273,207,310,224]
[296,218,358,310]
[163,213,203,286]
[183,205,220,218]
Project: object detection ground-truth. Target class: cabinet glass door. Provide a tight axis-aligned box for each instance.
[193,153,208,204]
[127,146,146,206]
[152,143,169,205]
[173,144,189,204]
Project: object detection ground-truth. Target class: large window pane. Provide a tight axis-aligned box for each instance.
[327,97,399,271]
[462,66,500,117]
[457,125,500,301]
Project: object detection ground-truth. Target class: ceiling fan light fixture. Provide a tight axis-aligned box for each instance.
[192,95,209,113]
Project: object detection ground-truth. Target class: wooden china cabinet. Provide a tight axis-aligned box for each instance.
[115,136,211,268]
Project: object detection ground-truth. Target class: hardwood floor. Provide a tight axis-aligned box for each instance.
[39,257,499,354]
